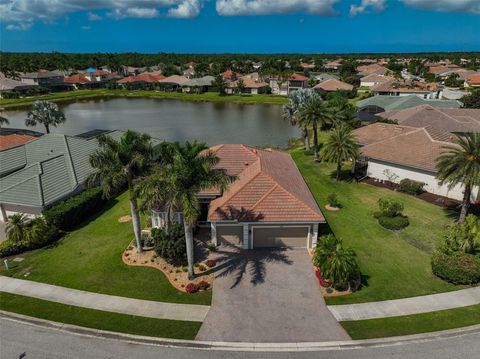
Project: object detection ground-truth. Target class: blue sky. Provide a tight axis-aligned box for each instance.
[1,0,479,53]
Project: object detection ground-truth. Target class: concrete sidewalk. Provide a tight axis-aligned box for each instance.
[328,286,480,321]
[0,276,210,322]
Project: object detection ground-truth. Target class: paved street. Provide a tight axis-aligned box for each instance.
[196,248,349,342]
[1,318,480,359]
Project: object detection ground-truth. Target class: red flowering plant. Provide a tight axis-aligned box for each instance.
[185,283,199,293]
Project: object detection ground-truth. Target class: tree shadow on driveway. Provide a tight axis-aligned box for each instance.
[210,244,293,289]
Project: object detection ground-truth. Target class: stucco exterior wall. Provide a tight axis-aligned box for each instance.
[366,159,479,201]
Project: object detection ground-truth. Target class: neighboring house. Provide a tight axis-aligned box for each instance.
[0,73,38,97]
[221,70,241,81]
[314,79,353,92]
[371,80,440,99]
[226,76,268,95]
[183,67,196,79]
[252,62,262,70]
[117,71,165,86]
[0,130,161,222]
[287,73,309,93]
[300,62,315,71]
[324,59,342,71]
[64,73,92,89]
[157,75,189,90]
[20,70,65,88]
[356,64,390,76]
[441,88,468,100]
[0,128,42,150]
[182,76,215,93]
[359,74,395,88]
[465,74,480,88]
[353,120,480,201]
[314,73,339,82]
[356,95,462,122]
[152,144,325,249]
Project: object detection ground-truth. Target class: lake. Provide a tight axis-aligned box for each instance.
[3,97,298,147]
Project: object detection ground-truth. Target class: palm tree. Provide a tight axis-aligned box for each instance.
[298,96,333,162]
[282,88,318,152]
[321,123,360,181]
[0,115,10,128]
[436,132,480,223]
[171,141,234,279]
[313,234,359,288]
[89,130,155,253]
[6,213,28,243]
[25,100,66,134]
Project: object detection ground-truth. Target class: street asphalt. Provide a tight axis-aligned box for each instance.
[1,318,480,359]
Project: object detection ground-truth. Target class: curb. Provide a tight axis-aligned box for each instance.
[2,310,480,352]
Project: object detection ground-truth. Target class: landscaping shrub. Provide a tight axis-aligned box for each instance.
[440,214,479,255]
[399,179,425,195]
[0,218,59,258]
[152,224,187,266]
[43,187,107,231]
[377,198,404,217]
[378,215,410,230]
[197,280,210,290]
[431,251,480,285]
[327,193,340,208]
[185,283,199,294]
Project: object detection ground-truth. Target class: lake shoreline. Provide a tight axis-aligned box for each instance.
[0,89,287,110]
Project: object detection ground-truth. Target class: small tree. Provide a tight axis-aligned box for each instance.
[0,115,10,128]
[213,75,226,95]
[237,78,246,94]
[6,214,28,243]
[377,198,404,217]
[25,100,66,133]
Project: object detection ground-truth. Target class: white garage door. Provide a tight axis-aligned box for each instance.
[253,227,309,248]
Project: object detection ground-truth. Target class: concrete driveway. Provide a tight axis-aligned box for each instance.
[196,247,350,342]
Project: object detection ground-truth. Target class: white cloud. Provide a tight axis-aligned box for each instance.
[168,0,202,18]
[108,7,160,19]
[216,0,340,16]
[5,22,32,31]
[350,0,385,16]
[400,0,480,14]
[87,12,102,21]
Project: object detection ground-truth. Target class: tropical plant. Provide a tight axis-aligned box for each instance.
[88,130,155,253]
[25,100,66,133]
[0,115,10,127]
[236,78,246,94]
[320,123,359,180]
[152,224,187,266]
[213,75,226,95]
[298,96,333,161]
[436,133,480,223]
[441,214,480,254]
[5,213,28,243]
[377,198,404,217]
[282,88,318,152]
[313,234,359,289]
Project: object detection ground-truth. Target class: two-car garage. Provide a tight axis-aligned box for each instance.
[215,224,312,249]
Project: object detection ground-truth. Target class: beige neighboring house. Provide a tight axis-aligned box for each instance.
[356,64,390,76]
[19,70,64,87]
[324,59,342,71]
[353,105,480,201]
[465,74,480,88]
[314,79,353,92]
[371,80,440,99]
[152,145,325,249]
[360,74,395,88]
[158,75,189,90]
[0,73,38,97]
[226,76,268,95]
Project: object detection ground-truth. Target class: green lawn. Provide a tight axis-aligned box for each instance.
[291,147,461,305]
[341,304,480,339]
[0,191,211,305]
[0,292,201,340]
[0,89,287,108]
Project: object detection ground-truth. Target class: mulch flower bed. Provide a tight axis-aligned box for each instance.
[122,242,214,293]
[118,215,132,223]
[325,204,340,212]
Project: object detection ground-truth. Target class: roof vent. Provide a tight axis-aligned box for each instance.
[244,162,249,166]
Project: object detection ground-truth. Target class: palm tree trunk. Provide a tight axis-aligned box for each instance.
[336,162,342,181]
[312,123,319,162]
[183,220,195,279]
[459,185,471,223]
[45,124,50,134]
[303,127,310,152]
[129,196,143,253]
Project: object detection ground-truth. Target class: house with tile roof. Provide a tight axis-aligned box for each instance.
[352,106,480,201]
[371,79,440,99]
[359,74,395,88]
[152,144,325,249]
[0,130,162,222]
[313,79,353,92]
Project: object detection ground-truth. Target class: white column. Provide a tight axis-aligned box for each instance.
[242,224,249,250]
[0,204,6,222]
[211,222,217,246]
[311,223,319,248]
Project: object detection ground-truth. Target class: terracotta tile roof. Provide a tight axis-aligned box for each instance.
[371,80,438,93]
[353,123,418,146]
[357,64,389,75]
[221,70,241,80]
[289,73,309,81]
[206,145,324,223]
[158,75,189,85]
[118,71,166,84]
[467,74,480,85]
[314,79,353,92]
[64,74,90,84]
[360,74,395,83]
[228,76,268,89]
[0,134,36,150]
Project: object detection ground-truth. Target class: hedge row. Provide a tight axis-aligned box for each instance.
[399,179,425,195]
[378,215,410,230]
[431,251,480,285]
[43,187,107,231]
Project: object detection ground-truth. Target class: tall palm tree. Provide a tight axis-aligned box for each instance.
[298,96,333,162]
[320,123,360,181]
[282,88,318,152]
[172,141,234,279]
[0,115,10,128]
[25,100,66,134]
[89,130,155,252]
[6,213,28,243]
[436,132,480,223]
